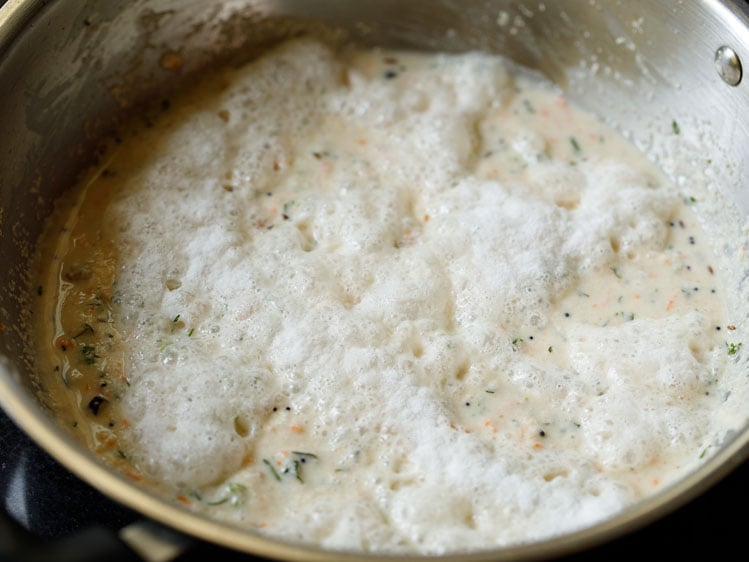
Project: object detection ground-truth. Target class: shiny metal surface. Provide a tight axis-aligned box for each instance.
[1,1,748,560]
[715,44,743,85]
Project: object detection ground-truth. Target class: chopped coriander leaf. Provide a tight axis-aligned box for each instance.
[206,497,229,506]
[228,482,247,494]
[282,200,295,219]
[727,342,743,356]
[292,451,318,460]
[80,343,99,365]
[263,458,282,481]
[206,483,246,506]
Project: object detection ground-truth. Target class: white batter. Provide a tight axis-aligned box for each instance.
[35,39,742,554]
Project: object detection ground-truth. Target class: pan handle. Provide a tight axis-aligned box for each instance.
[1,508,141,562]
[0,407,193,562]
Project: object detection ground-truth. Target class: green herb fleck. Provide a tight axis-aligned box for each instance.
[172,314,181,323]
[547,346,553,353]
[570,136,581,153]
[116,449,127,459]
[206,483,246,506]
[292,460,304,483]
[282,200,296,220]
[206,497,228,506]
[727,342,743,356]
[485,389,495,394]
[80,343,99,365]
[292,451,318,460]
[699,448,708,459]
[187,328,194,337]
[611,266,622,279]
[228,482,247,494]
[672,120,680,135]
[263,458,281,481]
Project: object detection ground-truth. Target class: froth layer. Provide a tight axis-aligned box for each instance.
[88,39,730,552]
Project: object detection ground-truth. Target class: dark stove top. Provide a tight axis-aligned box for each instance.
[0,410,273,562]
[0,408,746,561]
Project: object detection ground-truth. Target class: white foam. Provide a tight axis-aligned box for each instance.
[95,39,733,552]
[566,313,722,471]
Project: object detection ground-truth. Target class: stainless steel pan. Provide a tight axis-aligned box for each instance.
[1,1,748,560]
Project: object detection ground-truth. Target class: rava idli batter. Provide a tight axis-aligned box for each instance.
[33,38,744,553]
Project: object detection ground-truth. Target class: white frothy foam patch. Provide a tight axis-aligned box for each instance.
[101,39,729,552]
